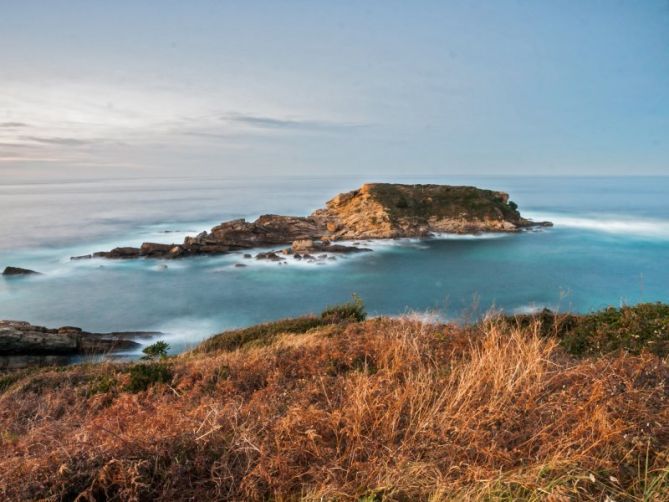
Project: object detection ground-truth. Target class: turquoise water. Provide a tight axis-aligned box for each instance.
[1,176,668,354]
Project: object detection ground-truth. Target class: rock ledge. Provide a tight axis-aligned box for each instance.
[0,320,155,355]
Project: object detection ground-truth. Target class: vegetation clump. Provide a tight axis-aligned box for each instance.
[197,295,367,353]
[0,372,23,394]
[125,362,172,393]
[320,293,367,323]
[510,302,669,358]
[366,183,522,222]
[141,340,170,360]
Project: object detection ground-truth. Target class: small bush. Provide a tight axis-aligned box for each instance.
[125,363,172,393]
[141,340,170,360]
[87,374,117,396]
[395,197,409,209]
[509,302,669,358]
[321,294,367,323]
[563,303,669,357]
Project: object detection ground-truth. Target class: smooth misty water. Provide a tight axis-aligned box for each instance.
[1,176,668,355]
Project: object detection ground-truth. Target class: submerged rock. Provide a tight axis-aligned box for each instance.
[2,266,40,276]
[255,252,285,262]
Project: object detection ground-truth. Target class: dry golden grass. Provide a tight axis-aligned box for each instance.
[0,317,667,501]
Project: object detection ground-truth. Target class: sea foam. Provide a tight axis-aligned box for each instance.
[527,212,669,239]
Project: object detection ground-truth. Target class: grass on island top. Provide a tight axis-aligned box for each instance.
[1,300,668,501]
[365,183,523,222]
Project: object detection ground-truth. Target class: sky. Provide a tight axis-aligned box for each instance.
[0,0,668,179]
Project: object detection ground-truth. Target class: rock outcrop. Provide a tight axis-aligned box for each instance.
[3,266,41,276]
[89,183,551,259]
[0,320,154,355]
[311,183,550,238]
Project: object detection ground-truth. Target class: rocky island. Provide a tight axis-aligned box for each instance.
[86,183,552,260]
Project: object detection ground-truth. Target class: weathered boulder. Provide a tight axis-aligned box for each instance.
[2,267,40,276]
[291,239,315,252]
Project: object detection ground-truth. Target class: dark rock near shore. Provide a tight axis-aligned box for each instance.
[255,251,285,262]
[93,246,142,259]
[0,320,152,355]
[2,267,41,276]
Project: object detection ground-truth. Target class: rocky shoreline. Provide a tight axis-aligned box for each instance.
[0,320,156,357]
[79,183,552,261]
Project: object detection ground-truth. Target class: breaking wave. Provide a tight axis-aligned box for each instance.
[527,212,669,239]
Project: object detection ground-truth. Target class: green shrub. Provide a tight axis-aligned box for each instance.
[125,363,172,393]
[87,374,117,396]
[141,340,170,360]
[508,302,669,358]
[562,303,669,357]
[321,294,367,323]
[0,373,21,394]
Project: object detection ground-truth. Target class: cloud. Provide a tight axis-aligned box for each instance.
[0,142,32,148]
[223,113,365,132]
[182,130,228,139]
[19,136,97,146]
[0,122,29,128]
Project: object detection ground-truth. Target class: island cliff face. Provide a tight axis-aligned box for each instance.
[312,183,540,238]
[89,183,551,259]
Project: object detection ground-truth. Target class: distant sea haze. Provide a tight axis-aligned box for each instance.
[1,175,668,354]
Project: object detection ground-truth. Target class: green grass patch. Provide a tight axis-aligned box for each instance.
[125,363,172,393]
[197,296,367,353]
[509,302,669,358]
[366,183,521,223]
[196,316,329,353]
[87,374,117,396]
[321,294,367,323]
[0,373,22,394]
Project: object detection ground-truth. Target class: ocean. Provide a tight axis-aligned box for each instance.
[1,175,668,354]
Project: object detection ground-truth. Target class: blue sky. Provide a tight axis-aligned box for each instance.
[0,0,667,178]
